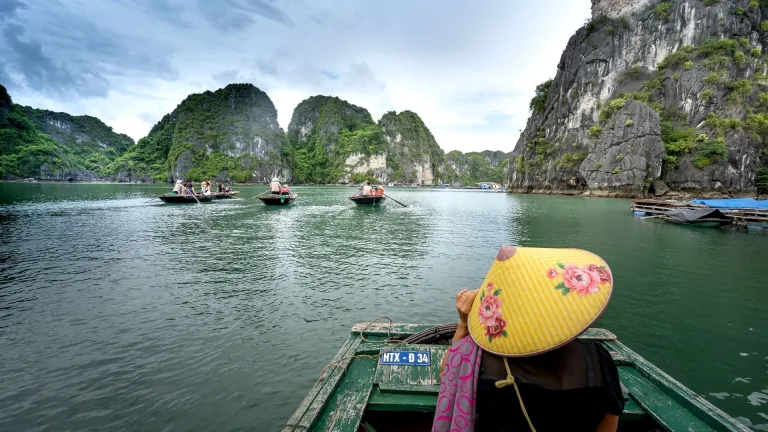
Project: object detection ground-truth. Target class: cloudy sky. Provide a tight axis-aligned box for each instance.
[0,0,591,153]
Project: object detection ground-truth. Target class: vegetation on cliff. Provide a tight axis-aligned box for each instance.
[379,110,444,184]
[283,96,384,183]
[119,83,286,183]
[0,84,135,180]
[444,150,509,184]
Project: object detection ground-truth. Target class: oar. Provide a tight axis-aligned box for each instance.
[189,191,201,204]
[383,194,407,207]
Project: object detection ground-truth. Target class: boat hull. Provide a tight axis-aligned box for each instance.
[349,195,386,206]
[212,191,239,199]
[283,323,750,432]
[257,194,296,206]
[158,195,213,203]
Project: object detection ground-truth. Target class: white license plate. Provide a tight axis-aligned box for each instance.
[380,350,431,366]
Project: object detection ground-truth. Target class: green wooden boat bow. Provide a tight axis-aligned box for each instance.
[283,323,749,432]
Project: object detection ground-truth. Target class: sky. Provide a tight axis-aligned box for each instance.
[0,0,592,153]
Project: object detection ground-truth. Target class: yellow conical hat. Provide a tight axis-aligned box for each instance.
[468,246,614,357]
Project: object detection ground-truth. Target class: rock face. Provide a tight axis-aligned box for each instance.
[444,150,511,185]
[508,0,768,196]
[379,110,444,185]
[129,83,288,183]
[284,96,384,183]
[0,84,136,181]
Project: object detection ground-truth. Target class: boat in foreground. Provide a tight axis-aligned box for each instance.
[257,193,297,206]
[283,322,749,432]
[349,195,386,206]
[157,194,213,203]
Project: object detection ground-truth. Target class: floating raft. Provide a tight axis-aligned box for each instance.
[631,199,768,231]
[283,323,749,432]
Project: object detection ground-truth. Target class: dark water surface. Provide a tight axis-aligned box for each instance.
[1,183,767,431]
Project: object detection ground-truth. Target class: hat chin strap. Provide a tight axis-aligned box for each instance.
[495,357,537,432]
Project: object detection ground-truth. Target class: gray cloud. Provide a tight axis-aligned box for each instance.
[0,0,26,21]
[257,58,278,76]
[212,69,241,85]
[2,23,109,97]
[197,0,292,32]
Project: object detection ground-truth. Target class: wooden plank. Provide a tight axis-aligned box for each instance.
[311,356,378,432]
[605,340,750,432]
[618,367,716,431]
[350,322,438,339]
[580,328,617,341]
[282,336,363,432]
[378,383,441,395]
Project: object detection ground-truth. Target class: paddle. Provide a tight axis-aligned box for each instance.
[188,189,201,204]
[383,194,407,207]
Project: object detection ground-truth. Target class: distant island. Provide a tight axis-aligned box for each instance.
[0,83,509,187]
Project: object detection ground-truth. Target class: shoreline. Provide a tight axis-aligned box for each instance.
[505,187,764,200]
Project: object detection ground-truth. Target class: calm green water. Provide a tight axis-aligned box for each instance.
[1,183,767,431]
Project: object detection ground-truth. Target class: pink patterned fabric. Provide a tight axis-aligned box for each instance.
[432,336,482,432]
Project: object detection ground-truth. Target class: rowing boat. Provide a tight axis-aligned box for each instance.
[283,322,749,432]
[257,193,297,206]
[349,195,386,206]
[212,191,239,199]
[157,194,213,203]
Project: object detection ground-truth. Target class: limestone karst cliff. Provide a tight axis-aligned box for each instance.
[508,0,768,196]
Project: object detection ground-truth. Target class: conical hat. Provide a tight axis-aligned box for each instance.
[467,246,613,357]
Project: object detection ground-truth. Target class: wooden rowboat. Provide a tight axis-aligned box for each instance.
[283,323,749,432]
[257,193,297,206]
[211,191,239,199]
[157,194,213,203]
[349,195,386,206]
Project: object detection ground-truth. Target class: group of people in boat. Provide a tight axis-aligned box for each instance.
[269,177,292,195]
[359,181,385,196]
[171,179,231,196]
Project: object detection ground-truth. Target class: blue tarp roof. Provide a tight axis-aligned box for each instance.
[690,198,768,209]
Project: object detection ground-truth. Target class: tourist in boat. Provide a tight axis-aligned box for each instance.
[225,185,232,193]
[361,181,373,196]
[217,183,224,193]
[270,177,282,195]
[186,182,195,195]
[172,179,184,195]
[203,181,212,195]
[280,184,291,195]
[376,184,385,196]
[434,246,623,432]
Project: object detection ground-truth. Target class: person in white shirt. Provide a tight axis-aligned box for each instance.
[270,177,282,195]
[361,181,373,195]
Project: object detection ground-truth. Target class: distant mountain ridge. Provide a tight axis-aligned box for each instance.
[0,83,507,185]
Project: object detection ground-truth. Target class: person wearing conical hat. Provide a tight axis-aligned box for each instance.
[270,177,282,195]
[433,246,623,432]
[172,179,183,195]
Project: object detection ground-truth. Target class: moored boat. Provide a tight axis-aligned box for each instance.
[157,194,213,203]
[283,322,749,432]
[349,195,386,206]
[257,193,297,206]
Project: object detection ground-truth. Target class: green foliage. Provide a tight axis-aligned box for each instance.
[380,110,445,184]
[661,121,696,170]
[705,112,744,134]
[585,14,609,33]
[588,125,604,139]
[611,168,621,174]
[752,48,762,57]
[515,155,526,173]
[692,138,727,168]
[594,162,602,169]
[619,64,644,83]
[703,0,719,5]
[704,71,726,85]
[697,37,739,59]
[757,166,768,194]
[762,21,768,32]
[445,150,509,185]
[734,51,748,67]
[348,173,380,184]
[654,2,673,20]
[558,152,587,169]
[684,60,694,70]
[672,72,681,80]
[625,120,634,126]
[750,0,759,9]
[735,6,747,18]
[530,79,553,115]
[599,98,627,122]
[745,113,768,139]
[701,88,714,101]
[727,79,753,102]
[659,46,692,70]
